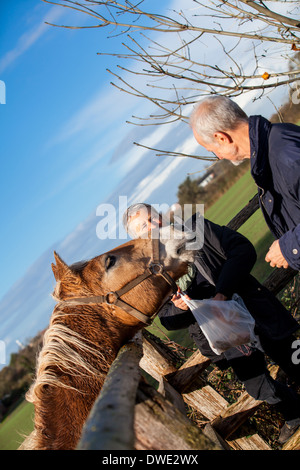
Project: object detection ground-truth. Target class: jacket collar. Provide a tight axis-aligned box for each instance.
[249,115,272,188]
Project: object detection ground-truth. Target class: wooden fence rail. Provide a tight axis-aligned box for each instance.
[78,332,218,451]
[77,193,299,451]
[78,333,144,450]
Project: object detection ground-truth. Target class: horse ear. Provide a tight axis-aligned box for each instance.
[52,251,70,281]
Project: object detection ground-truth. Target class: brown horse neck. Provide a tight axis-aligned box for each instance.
[23,304,130,450]
[32,376,105,449]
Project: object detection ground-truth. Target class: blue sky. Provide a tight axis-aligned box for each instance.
[0,0,292,305]
[0,0,179,300]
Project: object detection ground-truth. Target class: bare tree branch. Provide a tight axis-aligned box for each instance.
[42,0,300,159]
[133,141,217,161]
[238,0,300,28]
[42,0,300,42]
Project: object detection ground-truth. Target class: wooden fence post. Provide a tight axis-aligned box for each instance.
[226,194,259,231]
[77,332,143,450]
[282,428,300,450]
[134,381,219,450]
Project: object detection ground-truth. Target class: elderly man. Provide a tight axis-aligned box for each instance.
[123,203,300,444]
[190,95,300,272]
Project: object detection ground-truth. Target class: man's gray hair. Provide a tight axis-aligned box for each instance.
[190,95,249,144]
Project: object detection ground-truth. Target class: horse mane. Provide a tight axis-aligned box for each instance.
[26,311,109,403]
[20,306,114,450]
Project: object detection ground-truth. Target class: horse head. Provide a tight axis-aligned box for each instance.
[51,225,195,330]
[20,226,195,450]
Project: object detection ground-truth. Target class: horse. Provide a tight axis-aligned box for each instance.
[20,226,194,450]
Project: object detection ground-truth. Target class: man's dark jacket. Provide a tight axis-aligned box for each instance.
[249,115,300,270]
[158,217,299,360]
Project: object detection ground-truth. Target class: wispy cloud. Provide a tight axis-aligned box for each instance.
[0,6,64,74]
[128,134,199,204]
[46,85,121,146]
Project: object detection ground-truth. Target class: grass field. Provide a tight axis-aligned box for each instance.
[0,400,34,450]
[0,169,276,450]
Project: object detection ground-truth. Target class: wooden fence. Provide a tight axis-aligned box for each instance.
[77,193,299,451]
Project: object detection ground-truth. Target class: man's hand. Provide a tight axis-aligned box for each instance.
[265,240,289,269]
[171,290,191,310]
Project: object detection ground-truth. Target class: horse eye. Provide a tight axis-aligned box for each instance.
[105,255,116,270]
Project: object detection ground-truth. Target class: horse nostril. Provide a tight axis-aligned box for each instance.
[177,245,184,255]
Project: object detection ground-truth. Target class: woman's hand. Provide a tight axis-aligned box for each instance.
[171,289,191,310]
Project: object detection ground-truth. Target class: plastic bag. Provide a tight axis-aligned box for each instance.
[181,293,259,355]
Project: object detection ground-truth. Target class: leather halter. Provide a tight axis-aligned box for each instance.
[58,236,178,326]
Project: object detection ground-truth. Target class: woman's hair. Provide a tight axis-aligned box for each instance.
[190,95,248,144]
[122,203,161,238]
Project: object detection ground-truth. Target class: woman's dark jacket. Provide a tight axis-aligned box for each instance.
[249,115,300,270]
[158,216,299,359]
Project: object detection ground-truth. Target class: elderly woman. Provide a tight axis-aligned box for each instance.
[123,203,300,444]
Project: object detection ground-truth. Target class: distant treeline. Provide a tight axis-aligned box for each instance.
[177,159,250,212]
[0,331,43,420]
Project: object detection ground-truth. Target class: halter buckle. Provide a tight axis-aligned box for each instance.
[149,262,164,275]
[105,291,118,304]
